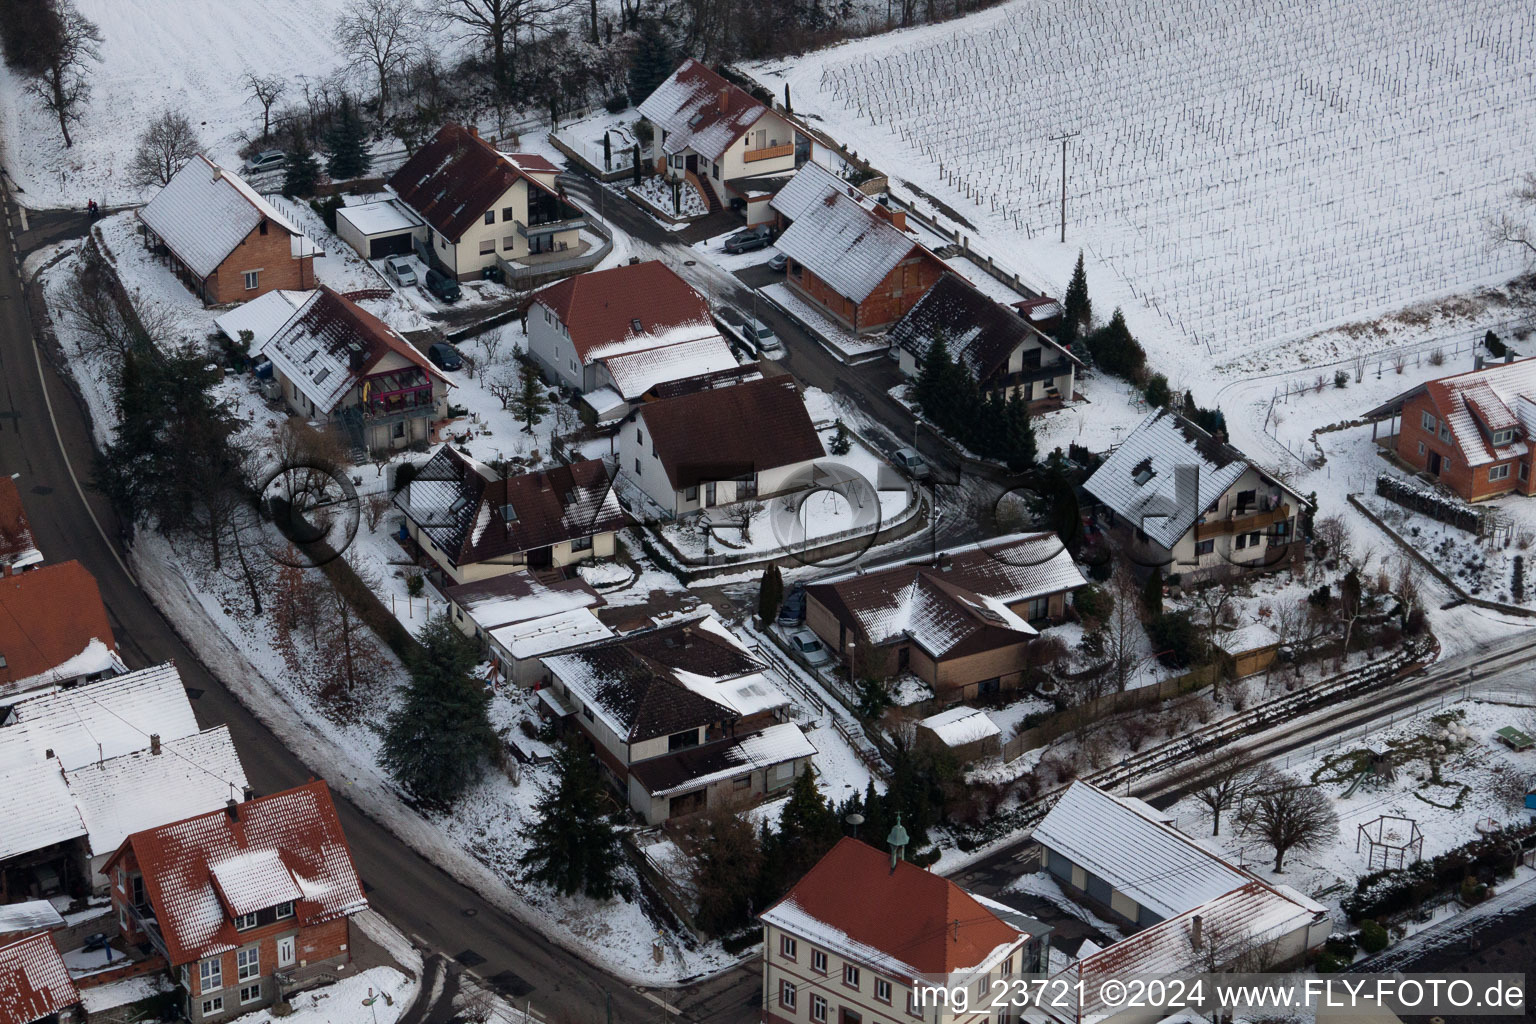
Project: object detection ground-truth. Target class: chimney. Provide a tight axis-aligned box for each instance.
[1190,914,1203,951]
[1507,352,1516,364]
[469,124,479,138]
[243,786,255,801]
[150,734,161,755]
[1474,354,1485,372]
[719,87,729,114]
[887,814,909,872]
[226,798,240,822]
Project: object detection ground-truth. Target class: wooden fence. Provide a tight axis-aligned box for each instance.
[1002,663,1218,761]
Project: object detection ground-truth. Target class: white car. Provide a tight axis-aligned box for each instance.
[892,447,930,480]
[242,150,286,175]
[787,628,830,667]
[384,257,418,288]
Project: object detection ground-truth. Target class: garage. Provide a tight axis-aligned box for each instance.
[335,199,421,261]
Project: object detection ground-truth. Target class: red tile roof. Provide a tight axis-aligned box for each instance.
[105,781,367,967]
[636,59,771,162]
[0,933,80,1024]
[530,261,714,363]
[504,153,560,175]
[636,376,824,490]
[0,477,41,572]
[387,124,561,243]
[0,560,116,694]
[760,838,1023,978]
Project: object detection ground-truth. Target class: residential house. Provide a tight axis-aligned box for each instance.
[383,124,588,281]
[1030,782,1331,1024]
[524,260,738,402]
[914,706,1002,764]
[0,477,42,575]
[394,445,627,585]
[440,570,612,687]
[638,59,800,219]
[619,375,825,517]
[769,162,948,333]
[802,534,1086,703]
[890,273,1080,411]
[0,664,205,902]
[0,561,122,700]
[256,286,451,456]
[539,617,815,824]
[65,727,249,892]
[1363,355,1536,502]
[1082,408,1310,581]
[0,933,83,1024]
[137,155,319,305]
[106,781,368,1024]
[759,836,1050,1024]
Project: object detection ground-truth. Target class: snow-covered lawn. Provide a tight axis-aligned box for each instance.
[236,967,414,1024]
[552,108,644,174]
[627,175,709,221]
[749,0,1536,371]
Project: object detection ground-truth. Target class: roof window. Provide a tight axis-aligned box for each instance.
[1132,457,1156,486]
[501,503,518,522]
[688,113,704,127]
[631,318,643,333]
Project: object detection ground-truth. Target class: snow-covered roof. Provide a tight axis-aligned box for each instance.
[491,607,613,661]
[760,837,1035,981]
[889,273,1080,382]
[0,664,198,772]
[771,164,923,303]
[806,533,1085,659]
[0,760,85,861]
[531,260,717,363]
[138,154,307,280]
[214,289,311,352]
[65,727,248,861]
[917,706,1001,748]
[1031,781,1248,919]
[443,569,604,633]
[0,560,119,700]
[107,781,366,967]
[0,933,80,1024]
[335,198,420,237]
[635,721,815,798]
[1211,622,1281,655]
[1083,409,1298,551]
[579,386,629,422]
[637,59,772,162]
[601,334,739,400]
[0,902,63,938]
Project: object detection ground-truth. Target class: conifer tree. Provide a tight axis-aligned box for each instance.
[1087,308,1146,380]
[380,612,499,807]
[510,361,549,433]
[830,418,852,455]
[915,330,955,424]
[1001,389,1036,470]
[282,126,322,197]
[1142,566,1164,618]
[626,18,673,104]
[764,770,840,890]
[1062,250,1091,334]
[757,564,783,622]
[520,742,627,898]
[325,94,373,181]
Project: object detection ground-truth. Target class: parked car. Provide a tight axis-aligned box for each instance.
[241,150,286,175]
[786,628,830,667]
[724,224,773,254]
[428,343,463,371]
[383,257,418,288]
[716,306,781,357]
[777,583,806,626]
[892,447,930,480]
[425,266,461,303]
[767,251,788,272]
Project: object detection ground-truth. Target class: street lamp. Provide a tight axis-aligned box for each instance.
[846,812,865,839]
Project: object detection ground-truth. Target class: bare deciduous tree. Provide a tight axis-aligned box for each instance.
[726,499,763,543]
[128,110,201,188]
[486,368,519,409]
[243,71,287,140]
[1191,747,1259,836]
[1490,172,1536,269]
[23,0,102,149]
[1098,567,1143,694]
[430,0,576,97]
[1237,769,1339,872]
[336,0,422,109]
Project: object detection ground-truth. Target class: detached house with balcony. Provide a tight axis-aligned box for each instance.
[1083,409,1309,581]
[769,162,949,334]
[759,836,1050,1024]
[106,781,368,1024]
[256,286,449,456]
[381,123,589,282]
[638,59,799,220]
[619,375,825,517]
[803,534,1085,703]
[891,273,1080,411]
[138,155,319,306]
[1363,355,1536,502]
[540,617,815,824]
[394,445,627,585]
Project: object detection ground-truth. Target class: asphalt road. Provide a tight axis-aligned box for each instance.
[0,187,760,1024]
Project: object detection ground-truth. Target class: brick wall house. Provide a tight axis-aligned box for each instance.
[137,155,318,307]
[104,782,367,1024]
[1366,358,1536,502]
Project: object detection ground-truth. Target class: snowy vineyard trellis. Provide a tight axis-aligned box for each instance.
[805,0,1536,359]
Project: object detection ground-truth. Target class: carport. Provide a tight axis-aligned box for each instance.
[336,199,421,260]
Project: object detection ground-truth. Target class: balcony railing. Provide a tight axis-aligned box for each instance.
[126,901,170,961]
[1195,503,1291,540]
[743,143,794,163]
[516,216,586,238]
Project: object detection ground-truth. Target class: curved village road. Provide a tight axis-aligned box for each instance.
[0,193,761,1023]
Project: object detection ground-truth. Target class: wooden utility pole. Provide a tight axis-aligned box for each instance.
[1050,131,1080,243]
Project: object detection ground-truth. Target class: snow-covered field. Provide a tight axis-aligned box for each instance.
[751,0,1536,370]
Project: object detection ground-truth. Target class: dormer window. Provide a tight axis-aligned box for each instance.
[275,901,294,920]
[1493,428,1514,446]
[235,912,258,930]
